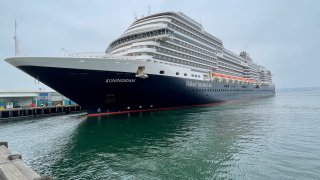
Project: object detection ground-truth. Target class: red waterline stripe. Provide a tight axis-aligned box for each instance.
[87,101,235,117]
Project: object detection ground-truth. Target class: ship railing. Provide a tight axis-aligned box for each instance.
[66,52,155,61]
[67,52,107,58]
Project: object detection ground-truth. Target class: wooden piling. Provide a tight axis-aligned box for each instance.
[0,105,84,120]
[0,142,53,180]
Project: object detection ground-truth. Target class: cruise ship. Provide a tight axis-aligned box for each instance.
[5,12,275,116]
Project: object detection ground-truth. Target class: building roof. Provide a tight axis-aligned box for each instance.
[0,90,56,98]
[0,93,38,98]
[0,90,55,93]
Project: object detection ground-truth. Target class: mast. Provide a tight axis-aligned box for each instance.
[14,19,19,56]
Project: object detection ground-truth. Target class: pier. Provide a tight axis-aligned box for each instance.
[0,105,85,120]
[0,142,52,180]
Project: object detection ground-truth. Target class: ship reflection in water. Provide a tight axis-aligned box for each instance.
[0,89,320,179]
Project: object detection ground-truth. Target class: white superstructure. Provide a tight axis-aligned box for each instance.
[105,12,273,85]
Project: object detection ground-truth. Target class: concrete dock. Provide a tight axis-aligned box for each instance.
[0,142,52,180]
[0,105,84,120]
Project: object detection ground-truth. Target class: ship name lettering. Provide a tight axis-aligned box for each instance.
[198,82,212,88]
[186,80,197,87]
[186,80,212,88]
[105,79,136,83]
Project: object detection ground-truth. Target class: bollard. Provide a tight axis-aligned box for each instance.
[8,154,22,160]
[0,142,8,148]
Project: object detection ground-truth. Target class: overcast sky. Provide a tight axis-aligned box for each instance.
[1,0,319,90]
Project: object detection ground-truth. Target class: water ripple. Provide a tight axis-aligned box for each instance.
[0,89,320,179]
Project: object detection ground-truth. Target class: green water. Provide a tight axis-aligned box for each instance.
[0,88,320,179]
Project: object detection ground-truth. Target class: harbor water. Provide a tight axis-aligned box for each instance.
[0,88,319,179]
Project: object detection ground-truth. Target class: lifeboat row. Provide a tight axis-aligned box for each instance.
[211,73,256,84]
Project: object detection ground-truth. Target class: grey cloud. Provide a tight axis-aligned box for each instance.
[1,0,319,89]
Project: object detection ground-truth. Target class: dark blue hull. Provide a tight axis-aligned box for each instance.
[19,66,275,114]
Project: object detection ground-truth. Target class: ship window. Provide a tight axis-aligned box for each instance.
[191,74,194,77]
[176,72,179,76]
[160,70,164,74]
[184,73,187,76]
